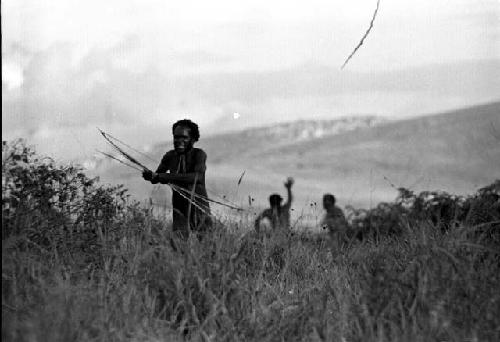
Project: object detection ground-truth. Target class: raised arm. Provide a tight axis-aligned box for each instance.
[283,177,294,209]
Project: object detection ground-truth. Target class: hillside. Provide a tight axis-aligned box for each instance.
[251,101,500,192]
[153,116,386,164]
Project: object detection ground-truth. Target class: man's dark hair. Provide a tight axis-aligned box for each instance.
[323,193,336,205]
[172,119,200,142]
[269,193,283,207]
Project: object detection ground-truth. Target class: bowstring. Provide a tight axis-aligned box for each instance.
[205,185,243,210]
[169,184,212,217]
[102,131,157,163]
[98,128,246,212]
[96,150,144,172]
[98,128,151,171]
[171,183,244,211]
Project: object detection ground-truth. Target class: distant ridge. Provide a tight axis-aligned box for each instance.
[153,116,387,164]
[222,116,386,142]
[252,101,500,195]
[259,101,500,155]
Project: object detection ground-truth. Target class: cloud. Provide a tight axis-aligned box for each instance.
[173,50,234,67]
[2,63,24,90]
[175,60,500,104]
[3,39,170,130]
[1,37,229,160]
[4,41,500,131]
[2,34,499,162]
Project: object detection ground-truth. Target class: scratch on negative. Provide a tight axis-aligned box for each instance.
[341,0,381,69]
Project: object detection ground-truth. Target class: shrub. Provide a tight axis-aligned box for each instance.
[347,180,499,242]
[2,139,136,259]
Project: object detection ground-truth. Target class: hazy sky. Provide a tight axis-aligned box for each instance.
[2,0,500,161]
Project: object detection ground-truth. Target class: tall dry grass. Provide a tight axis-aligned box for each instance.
[2,140,500,341]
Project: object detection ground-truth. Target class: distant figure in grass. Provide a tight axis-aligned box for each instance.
[254,177,294,235]
[143,119,212,238]
[320,193,349,252]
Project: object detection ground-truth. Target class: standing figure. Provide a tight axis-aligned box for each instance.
[254,177,294,234]
[321,193,349,252]
[143,119,211,238]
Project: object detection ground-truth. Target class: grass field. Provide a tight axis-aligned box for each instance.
[3,209,500,341]
[2,140,500,341]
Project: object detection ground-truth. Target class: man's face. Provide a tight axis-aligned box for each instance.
[173,126,193,153]
[323,198,334,210]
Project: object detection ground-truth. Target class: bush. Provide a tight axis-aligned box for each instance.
[347,180,499,242]
[2,139,143,259]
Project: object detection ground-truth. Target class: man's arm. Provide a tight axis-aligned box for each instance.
[143,154,170,184]
[155,159,169,174]
[155,150,206,185]
[283,177,294,209]
[156,172,203,185]
[149,155,170,184]
[336,207,349,228]
[254,209,271,232]
[332,207,346,220]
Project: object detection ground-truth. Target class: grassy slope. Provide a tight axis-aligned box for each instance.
[3,213,500,341]
[258,101,500,174]
[3,139,500,342]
